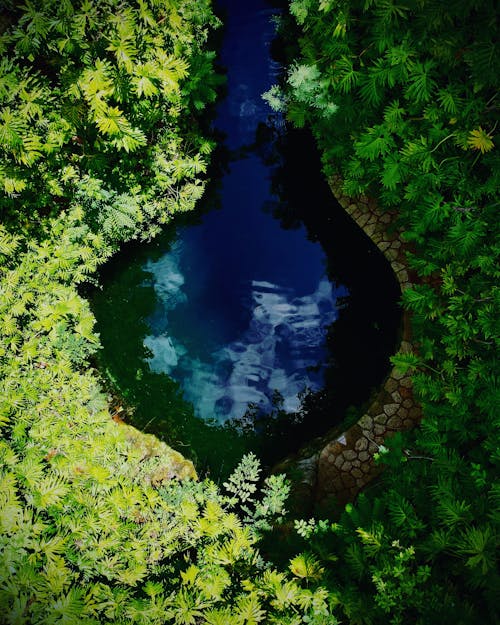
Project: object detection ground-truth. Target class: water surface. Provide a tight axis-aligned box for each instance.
[90,0,401,478]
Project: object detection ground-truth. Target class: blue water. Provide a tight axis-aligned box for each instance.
[90,0,401,476]
[142,0,347,423]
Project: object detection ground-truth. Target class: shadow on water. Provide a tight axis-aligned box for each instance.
[88,0,401,481]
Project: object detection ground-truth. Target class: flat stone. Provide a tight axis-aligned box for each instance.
[341,461,352,472]
[334,455,344,469]
[384,403,399,417]
[409,406,421,419]
[400,387,412,400]
[351,468,363,478]
[391,391,402,403]
[384,377,399,393]
[374,424,386,436]
[403,418,414,428]
[352,459,361,468]
[359,415,373,429]
[355,437,368,451]
[388,416,403,429]
[397,407,409,419]
[328,454,335,464]
[360,462,371,474]
[380,213,392,224]
[364,223,377,237]
[374,414,387,424]
[356,477,366,487]
[392,369,405,380]
[397,269,409,283]
[385,248,399,261]
[400,340,412,352]
[343,449,357,461]
[357,213,370,228]
[392,262,406,273]
[402,399,413,408]
[359,451,370,462]
[400,377,413,388]
[379,241,391,252]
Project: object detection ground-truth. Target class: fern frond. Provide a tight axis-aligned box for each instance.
[405,60,437,104]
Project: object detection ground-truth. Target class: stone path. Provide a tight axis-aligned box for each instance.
[276,176,422,508]
[313,177,422,505]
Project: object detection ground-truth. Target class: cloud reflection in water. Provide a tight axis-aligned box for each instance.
[144,248,348,424]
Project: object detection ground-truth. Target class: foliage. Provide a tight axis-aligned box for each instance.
[2,0,499,622]
[273,0,500,623]
[0,0,220,234]
[0,2,340,623]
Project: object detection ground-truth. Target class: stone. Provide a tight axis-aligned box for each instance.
[388,416,403,429]
[384,377,398,393]
[409,406,422,419]
[358,451,370,462]
[122,424,197,484]
[400,377,413,388]
[343,449,357,461]
[357,213,370,228]
[359,414,373,429]
[375,413,388,424]
[334,455,344,469]
[352,459,361,468]
[391,391,402,403]
[380,213,392,224]
[399,387,412,400]
[403,399,413,409]
[384,403,399,417]
[355,437,369,451]
[365,222,377,238]
[341,461,352,472]
[352,468,363,478]
[397,407,409,419]
[360,462,371,474]
[328,454,335,464]
[390,239,402,249]
[397,269,409,283]
[392,369,405,380]
[403,418,414,428]
[374,424,386,436]
[379,241,391,252]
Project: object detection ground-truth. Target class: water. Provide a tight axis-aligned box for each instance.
[89,0,401,479]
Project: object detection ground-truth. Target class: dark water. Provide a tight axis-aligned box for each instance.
[90,0,401,479]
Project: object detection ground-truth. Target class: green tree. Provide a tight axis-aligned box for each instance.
[270,0,499,622]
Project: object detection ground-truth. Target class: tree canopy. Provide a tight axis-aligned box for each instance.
[1,0,498,623]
